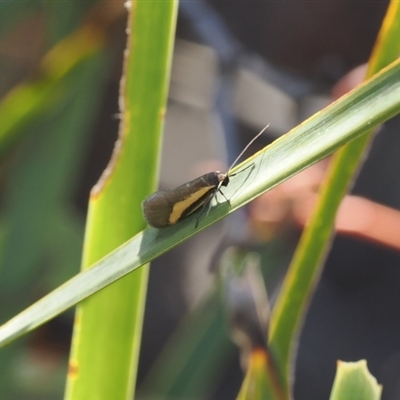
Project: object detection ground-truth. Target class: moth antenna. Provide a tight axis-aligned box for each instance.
[228,123,270,172]
[215,123,269,193]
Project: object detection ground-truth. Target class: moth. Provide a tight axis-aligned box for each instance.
[142,125,268,228]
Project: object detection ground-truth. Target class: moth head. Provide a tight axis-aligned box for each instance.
[216,171,229,188]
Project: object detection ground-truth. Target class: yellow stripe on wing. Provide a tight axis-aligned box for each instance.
[168,186,213,224]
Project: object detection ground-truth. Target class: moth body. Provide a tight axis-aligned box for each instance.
[142,124,269,229]
[142,171,228,228]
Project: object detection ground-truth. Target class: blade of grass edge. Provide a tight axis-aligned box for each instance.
[64,2,177,400]
[269,1,400,395]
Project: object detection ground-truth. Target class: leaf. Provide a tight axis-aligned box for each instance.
[270,2,400,391]
[64,2,178,400]
[329,360,382,400]
[1,55,400,350]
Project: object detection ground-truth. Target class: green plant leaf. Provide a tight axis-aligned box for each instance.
[139,292,233,398]
[1,57,400,348]
[64,2,178,399]
[329,360,382,400]
[269,2,400,393]
[237,349,284,400]
[0,10,110,398]
[0,20,105,156]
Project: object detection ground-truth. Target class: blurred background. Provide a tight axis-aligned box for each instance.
[1,1,400,399]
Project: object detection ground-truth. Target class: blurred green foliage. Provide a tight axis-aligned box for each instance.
[0,2,114,398]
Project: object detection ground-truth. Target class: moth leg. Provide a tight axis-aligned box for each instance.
[195,192,215,228]
[218,188,230,204]
[195,188,231,228]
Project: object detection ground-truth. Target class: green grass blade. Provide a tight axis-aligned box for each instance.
[0,52,107,316]
[64,2,177,399]
[368,1,400,74]
[0,38,108,400]
[139,291,233,398]
[237,350,282,400]
[0,56,400,349]
[329,360,382,400]
[0,23,105,156]
[269,2,400,392]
